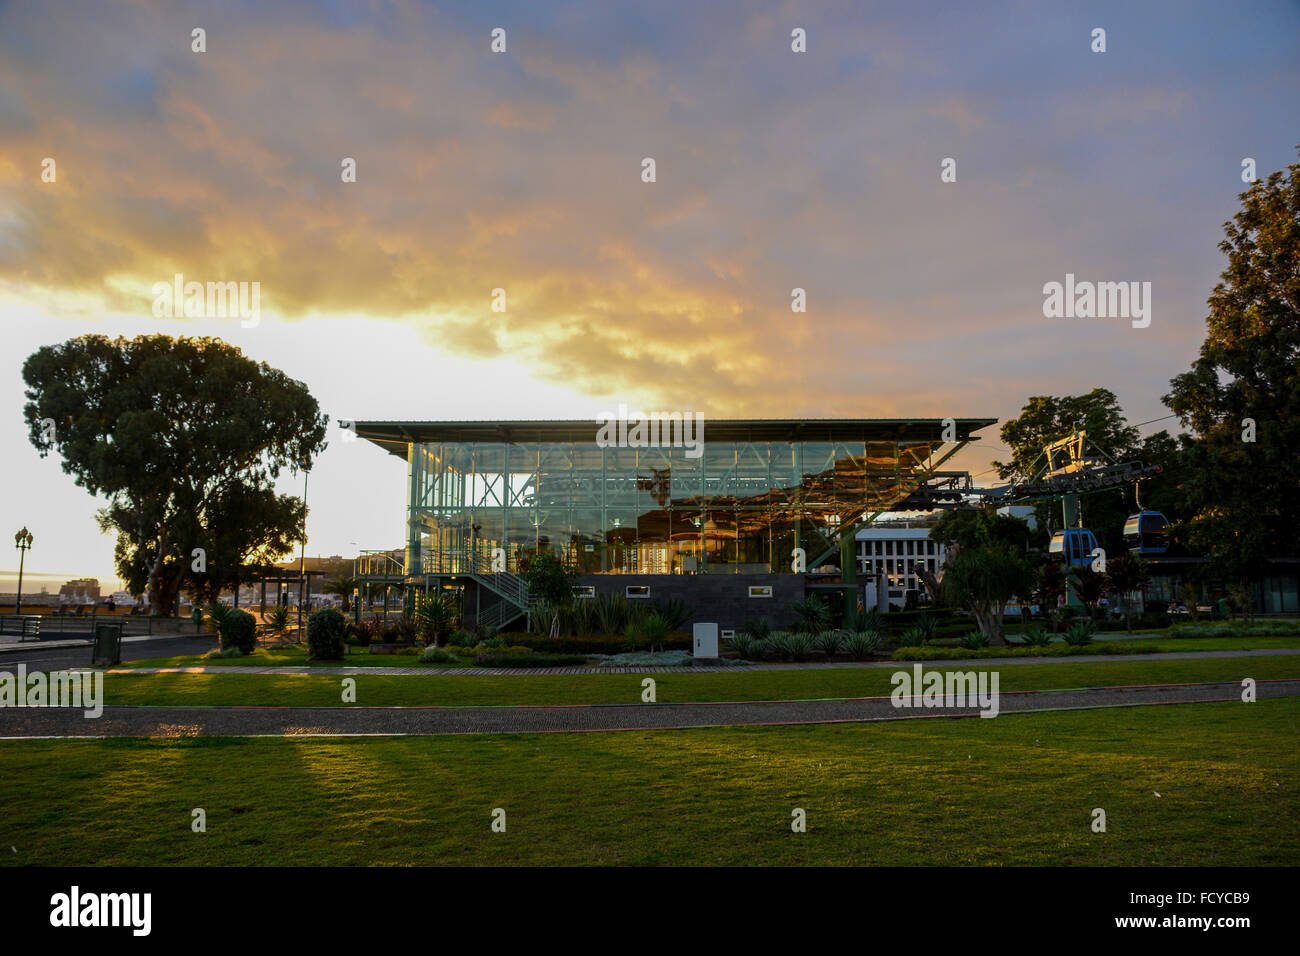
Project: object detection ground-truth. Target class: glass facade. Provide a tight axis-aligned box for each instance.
[386,422,977,576]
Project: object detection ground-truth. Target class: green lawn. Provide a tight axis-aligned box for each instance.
[97,654,1300,708]
[2,698,1295,866]
[122,632,1300,670]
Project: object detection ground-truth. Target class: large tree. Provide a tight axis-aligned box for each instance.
[994,389,1182,555]
[23,335,328,616]
[1164,151,1300,583]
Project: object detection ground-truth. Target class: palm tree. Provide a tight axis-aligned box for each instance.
[322,575,358,613]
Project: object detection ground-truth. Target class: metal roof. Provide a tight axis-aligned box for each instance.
[351,418,997,459]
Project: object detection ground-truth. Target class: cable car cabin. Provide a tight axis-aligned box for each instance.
[1048,528,1100,567]
[1124,511,1169,554]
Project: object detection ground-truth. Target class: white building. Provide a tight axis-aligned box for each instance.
[855,524,948,609]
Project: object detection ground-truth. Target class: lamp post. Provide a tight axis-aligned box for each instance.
[14,527,34,615]
[297,460,310,642]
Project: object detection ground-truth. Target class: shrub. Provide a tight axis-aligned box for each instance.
[307,608,348,661]
[899,626,926,647]
[636,612,674,654]
[206,601,234,634]
[346,620,370,647]
[267,603,291,635]
[957,631,990,650]
[788,631,813,661]
[1017,627,1052,647]
[742,617,773,641]
[730,631,755,659]
[1063,621,1096,646]
[767,631,795,661]
[790,597,830,634]
[846,630,884,660]
[814,630,845,658]
[417,594,456,644]
[916,610,938,642]
[893,642,1160,660]
[860,608,883,633]
[500,634,691,655]
[212,646,244,659]
[219,608,257,655]
[652,598,690,631]
[418,645,457,663]
[474,653,588,668]
[448,629,476,647]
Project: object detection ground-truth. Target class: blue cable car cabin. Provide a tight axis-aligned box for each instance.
[1048,528,1100,567]
[1124,511,1169,554]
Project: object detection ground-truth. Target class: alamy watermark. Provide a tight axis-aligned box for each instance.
[1042,274,1151,328]
[890,663,1000,718]
[151,273,260,327]
[50,886,150,936]
[596,404,705,459]
[0,664,103,718]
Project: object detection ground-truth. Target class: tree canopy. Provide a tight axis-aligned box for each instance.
[1163,150,1300,581]
[23,335,328,615]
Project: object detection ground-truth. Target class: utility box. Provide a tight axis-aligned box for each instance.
[92,621,124,667]
[693,622,719,659]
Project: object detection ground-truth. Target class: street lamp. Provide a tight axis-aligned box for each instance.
[14,527,33,616]
[297,459,310,642]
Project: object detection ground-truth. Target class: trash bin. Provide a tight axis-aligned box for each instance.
[92,621,125,667]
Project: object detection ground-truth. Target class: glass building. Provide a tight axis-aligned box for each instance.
[354,419,994,583]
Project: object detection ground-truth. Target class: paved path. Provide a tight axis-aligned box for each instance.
[1,680,1293,738]
[98,646,1300,677]
[0,634,216,673]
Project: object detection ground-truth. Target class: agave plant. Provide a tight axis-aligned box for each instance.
[1020,626,1052,647]
[1063,620,1096,646]
[205,601,233,634]
[916,610,937,643]
[767,631,795,661]
[730,630,755,659]
[899,626,926,647]
[790,597,830,635]
[859,608,883,633]
[957,630,990,650]
[742,616,773,641]
[652,598,689,631]
[267,603,291,635]
[788,631,813,661]
[814,629,846,658]
[593,593,631,636]
[846,630,884,660]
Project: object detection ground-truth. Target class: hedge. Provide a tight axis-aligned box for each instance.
[474,653,589,668]
[892,642,1160,661]
[500,634,691,654]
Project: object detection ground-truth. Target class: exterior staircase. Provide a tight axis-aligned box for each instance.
[422,549,531,630]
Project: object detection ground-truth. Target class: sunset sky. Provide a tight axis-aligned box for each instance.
[2,0,1298,592]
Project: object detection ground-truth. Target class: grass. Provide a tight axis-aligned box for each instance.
[96,654,1300,708]
[1,698,1295,866]
[121,631,1300,670]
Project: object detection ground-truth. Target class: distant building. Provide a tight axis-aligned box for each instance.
[59,578,101,604]
[856,522,949,609]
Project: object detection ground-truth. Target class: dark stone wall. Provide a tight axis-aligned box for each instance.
[575,573,807,633]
